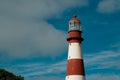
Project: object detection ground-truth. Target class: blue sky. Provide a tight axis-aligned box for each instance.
[0,0,120,80]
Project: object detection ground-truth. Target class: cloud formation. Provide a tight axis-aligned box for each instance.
[2,44,120,80]
[87,74,120,80]
[3,46,120,80]
[84,49,120,70]
[28,77,64,80]
[1,60,66,80]
[97,0,120,13]
[0,0,88,58]
[22,61,66,77]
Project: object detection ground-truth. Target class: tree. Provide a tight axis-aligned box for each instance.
[0,69,24,80]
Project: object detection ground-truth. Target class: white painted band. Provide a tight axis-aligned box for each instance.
[66,75,85,80]
[68,43,83,59]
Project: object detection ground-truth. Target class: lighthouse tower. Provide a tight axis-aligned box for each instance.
[66,15,85,80]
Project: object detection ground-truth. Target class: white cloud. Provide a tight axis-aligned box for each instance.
[84,47,120,79]
[97,0,120,13]
[87,74,120,80]
[84,50,120,70]
[2,60,66,78]
[0,0,88,58]
[27,76,64,80]
[22,61,66,77]
[0,19,67,58]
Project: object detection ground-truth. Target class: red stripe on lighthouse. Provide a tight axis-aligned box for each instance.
[66,59,85,76]
[67,31,84,43]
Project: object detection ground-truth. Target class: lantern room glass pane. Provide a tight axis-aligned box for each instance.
[69,23,81,31]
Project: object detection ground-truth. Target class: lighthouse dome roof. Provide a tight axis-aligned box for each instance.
[69,15,81,23]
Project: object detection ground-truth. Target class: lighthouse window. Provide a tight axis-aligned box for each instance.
[69,22,81,31]
[69,23,74,30]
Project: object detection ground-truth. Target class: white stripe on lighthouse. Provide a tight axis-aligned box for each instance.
[68,43,83,59]
[66,75,85,80]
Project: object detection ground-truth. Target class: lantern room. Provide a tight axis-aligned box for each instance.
[69,15,82,31]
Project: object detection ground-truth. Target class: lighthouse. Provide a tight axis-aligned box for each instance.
[66,15,85,80]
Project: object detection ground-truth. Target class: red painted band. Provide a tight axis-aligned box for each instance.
[66,59,85,76]
[67,31,84,42]
[67,31,81,39]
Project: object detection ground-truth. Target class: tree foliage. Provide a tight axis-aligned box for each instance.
[0,69,24,80]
